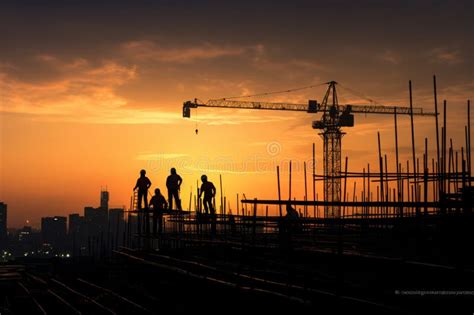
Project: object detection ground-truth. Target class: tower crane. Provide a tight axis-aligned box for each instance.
[183,81,437,218]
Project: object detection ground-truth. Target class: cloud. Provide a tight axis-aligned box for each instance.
[120,40,254,63]
[0,54,314,125]
[0,62,16,71]
[379,50,401,65]
[79,108,182,124]
[122,40,325,74]
[429,48,463,65]
[0,55,188,124]
[0,56,181,124]
[438,80,474,103]
[193,77,256,96]
[190,110,298,125]
[1,57,137,112]
[184,165,275,175]
[136,153,188,160]
[248,141,271,146]
[249,46,326,83]
[253,56,325,73]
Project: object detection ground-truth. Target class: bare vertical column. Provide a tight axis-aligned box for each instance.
[277,166,282,217]
[433,76,441,207]
[409,80,419,216]
[304,161,308,218]
[312,143,316,218]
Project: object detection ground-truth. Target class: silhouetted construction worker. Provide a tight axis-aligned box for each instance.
[166,168,182,211]
[286,203,300,220]
[285,203,301,232]
[228,212,237,235]
[279,202,302,252]
[199,175,216,215]
[133,169,152,210]
[150,188,167,235]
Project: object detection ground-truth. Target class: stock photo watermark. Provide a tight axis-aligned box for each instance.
[395,290,474,296]
[266,141,282,156]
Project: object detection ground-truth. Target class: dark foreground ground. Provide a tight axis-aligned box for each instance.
[2,215,474,315]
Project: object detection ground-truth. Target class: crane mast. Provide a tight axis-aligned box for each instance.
[183,81,437,218]
[317,81,344,217]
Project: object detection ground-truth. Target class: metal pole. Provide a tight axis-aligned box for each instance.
[424,138,428,215]
[343,156,348,218]
[362,167,366,218]
[456,151,459,193]
[377,132,384,209]
[406,161,410,215]
[277,166,282,217]
[448,139,454,194]
[304,161,308,218]
[466,126,469,184]
[252,199,257,244]
[312,143,316,217]
[289,160,292,201]
[468,100,471,184]
[409,80,419,215]
[462,147,467,190]
[432,158,436,201]
[433,76,441,199]
[443,100,447,194]
[384,154,389,218]
[220,175,223,214]
[394,108,400,200]
[367,163,371,218]
[352,181,356,217]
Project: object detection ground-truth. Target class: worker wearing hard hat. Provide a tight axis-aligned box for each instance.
[199,175,216,215]
[166,168,183,211]
[133,169,152,210]
[150,188,168,235]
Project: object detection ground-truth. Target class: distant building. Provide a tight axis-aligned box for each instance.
[128,214,139,236]
[13,226,41,257]
[68,213,84,235]
[0,202,7,241]
[18,226,32,242]
[68,213,86,254]
[41,216,67,249]
[109,208,125,247]
[100,190,109,210]
[84,206,107,239]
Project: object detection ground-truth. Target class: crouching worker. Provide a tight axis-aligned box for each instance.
[278,203,302,253]
[150,188,168,235]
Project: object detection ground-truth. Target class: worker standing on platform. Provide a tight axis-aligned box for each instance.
[133,169,152,210]
[166,168,183,211]
[199,175,216,215]
[150,188,167,235]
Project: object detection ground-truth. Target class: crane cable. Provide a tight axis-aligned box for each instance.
[195,82,325,134]
[213,82,326,101]
[195,106,199,135]
[337,83,382,105]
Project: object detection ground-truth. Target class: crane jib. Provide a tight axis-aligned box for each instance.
[182,100,437,118]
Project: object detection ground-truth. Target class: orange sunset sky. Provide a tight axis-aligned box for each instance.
[0,0,472,228]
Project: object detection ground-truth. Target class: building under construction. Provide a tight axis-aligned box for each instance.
[1,77,473,314]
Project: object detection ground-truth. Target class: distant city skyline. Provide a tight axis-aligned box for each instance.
[0,188,124,229]
[1,188,128,260]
